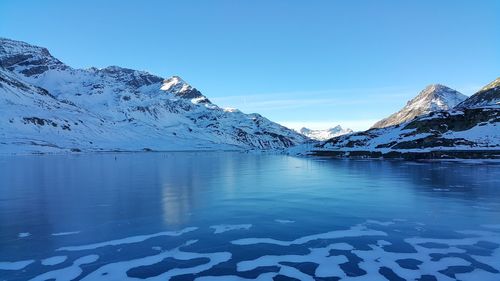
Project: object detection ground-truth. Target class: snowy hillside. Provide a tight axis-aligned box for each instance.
[371,84,467,129]
[291,79,500,159]
[0,38,308,153]
[298,126,353,141]
[456,77,500,109]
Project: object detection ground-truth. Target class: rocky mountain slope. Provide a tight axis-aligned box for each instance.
[371,84,467,129]
[0,38,308,153]
[292,80,499,159]
[456,78,500,109]
[298,126,353,141]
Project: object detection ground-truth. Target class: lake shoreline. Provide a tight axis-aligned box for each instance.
[309,149,500,160]
[2,148,500,162]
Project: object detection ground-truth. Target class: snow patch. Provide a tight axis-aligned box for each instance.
[41,256,68,266]
[210,224,252,234]
[30,255,98,281]
[18,232,31,238]
[79,240,231,281]
[0,260,34,270]
[52,231,81,236]
[231,224,387,246]
[274,219,295,224]
[56,227,197,251]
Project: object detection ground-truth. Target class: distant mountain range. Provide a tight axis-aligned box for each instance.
[298,126,353,141]
[0,38,308,153]
[1,37,498,158]
[293,79,499,159]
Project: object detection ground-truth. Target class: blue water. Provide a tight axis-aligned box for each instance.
[0,153,499,280]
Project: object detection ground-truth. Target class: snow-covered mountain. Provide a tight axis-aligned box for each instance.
[298,126,353,141]
[291,79,499,159]
[456,78,500,109]
[0,38,308,153]
[371,84,467,129]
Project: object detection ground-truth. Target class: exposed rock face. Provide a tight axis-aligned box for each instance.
[0,37,308,153]
[99,66,164,88]
[0,38,66,76]
[371,84,467,129]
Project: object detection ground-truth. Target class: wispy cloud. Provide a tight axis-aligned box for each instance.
[211,86,415,112]
[214,97,375,111]
[210,86,423,131]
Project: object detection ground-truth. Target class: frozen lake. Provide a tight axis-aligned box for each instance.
[1,152,500,280]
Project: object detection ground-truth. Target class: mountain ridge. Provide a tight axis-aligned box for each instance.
[456,77,500,109]
[0,37,308,153]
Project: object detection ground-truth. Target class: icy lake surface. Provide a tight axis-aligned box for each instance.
[1,152,500,281]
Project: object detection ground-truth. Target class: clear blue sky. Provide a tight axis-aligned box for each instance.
[1,0,499,130]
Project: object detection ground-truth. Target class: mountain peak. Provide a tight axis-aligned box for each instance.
[372,84,467,129]
[299,125,353,141]
[0,37,51,56]
[0,37,65,76]
[479,77,500,92]
[161,76,211,103]
[422,84,443,91]
[161,76,188,91]
[414,84,456,100]
[422,83,448,90]
[328,125,344,132]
